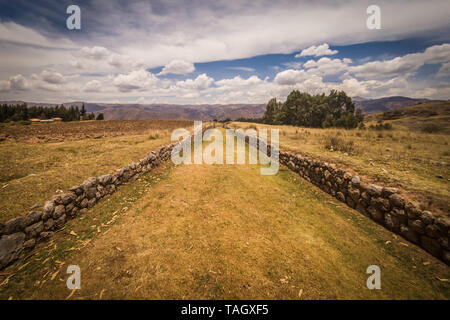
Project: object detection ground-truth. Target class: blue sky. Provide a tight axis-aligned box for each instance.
[0,0,449,104]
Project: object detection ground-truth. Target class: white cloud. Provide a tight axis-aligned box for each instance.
[113,69,159,92]
[9,74,29,91]
[175,73,213,90]
[159,60,195,75]
[296,44,338,57]
[84,80,102,92]
[80,46,111,60]
[304,57,352,76]
[274,69,309,85]
[436,62,450,78]
[40,70,65,84]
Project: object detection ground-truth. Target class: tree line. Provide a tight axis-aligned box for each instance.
[262,90,363,129]
[0,103,104,123]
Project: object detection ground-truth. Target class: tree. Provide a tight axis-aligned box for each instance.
[80,103,86,120]
[96,113,104,120]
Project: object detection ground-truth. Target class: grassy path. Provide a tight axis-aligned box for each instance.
[0,142,449,299]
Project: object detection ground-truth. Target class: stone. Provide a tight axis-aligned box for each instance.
[87,187,97,199]
[53,205,65,219]
[23,238,36,250]
[69,185,84,196]
[30,202,40,210]
[59,193,74,205]
[24,221,44,239]
[23,211,42,227]
[400,225,419,244]
[82,177,98,191]
[366,184,382,197]
[39,231,53,242]
[382,187,398,197]
[389,194,405,209]
[368,206,384,223]
[425,224,440,239]
[3,217,24,235]
[54,214,66,230]
[42,201,55,220]
[44,218,54,231]
[99,174,112,185]
[0,232,25,269]
[409,219,425,234]
[405,201,422,220]
[370,197,390,212]
[420,211,434,225]
[348,186,360,202]
[80,198,89,208]
[420,236,441,257]
[350,176,360,187]
[336,192,345,202]
[435,217,450,234]
[88,198,96,208]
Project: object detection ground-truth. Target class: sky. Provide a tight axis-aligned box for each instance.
[0,0,450,104]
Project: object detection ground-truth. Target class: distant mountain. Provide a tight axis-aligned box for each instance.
[0,101,266,121]
[1,96,445,120]
[353,96,435,114]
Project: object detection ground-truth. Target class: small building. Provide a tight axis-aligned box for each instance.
[30,118,40,122]
[53,117,62,121]
[40,119,54,122]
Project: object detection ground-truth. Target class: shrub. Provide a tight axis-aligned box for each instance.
[323,135,355,153]
[421,123,440,133]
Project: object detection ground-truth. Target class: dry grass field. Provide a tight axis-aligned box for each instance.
[0,138,449,299]
[0,120,192,220]
[231,102,450,217]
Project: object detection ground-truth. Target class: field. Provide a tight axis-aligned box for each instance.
[1,136,449,299]
[231,102,450,217]
[0,120,192,220]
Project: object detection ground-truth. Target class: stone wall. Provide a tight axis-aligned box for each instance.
[237,130,450,265]
[0,141,182,270]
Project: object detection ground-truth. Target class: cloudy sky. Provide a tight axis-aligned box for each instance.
[0,0,450,104]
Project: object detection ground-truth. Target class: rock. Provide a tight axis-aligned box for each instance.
[400,225,419,244]
[80,198,89,208]
[87,187,97,199]
[368,206,384,223]
[409,219,425,234]
[369,162,374,166]
[42,201,55,220]
[381,187,398,197]
[99,174,112,185]
[23,238,36,250]
[24,221,44,239]
[0,232,25,269]
[389,194,405,209]
[54,214,66,230]
[87,198,96,208]
[425,224,440,239]
[366,184,382,197]
[348,186,360,202]
[420,211,434,225]
[3,217,24,235]
[435,217,450,234]
[30,202,40,210]
[371,197,390,212]
[53,205,65,219]
[350,176,360,187]
[420,236,441,257]
[69,185,84,196]
[405,202,421,220]
[386,148,391,152]
[39,231,53,242]
[44,218,54,231]
[336,192,345,202]
[59,193,74,205]
[23,211,42,227]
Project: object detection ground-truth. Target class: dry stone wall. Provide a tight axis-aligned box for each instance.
[237,131,450,265]
[0,139,184,270]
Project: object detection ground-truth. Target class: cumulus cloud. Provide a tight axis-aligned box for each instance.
[113,69,159,92]
[80,46,111,60]
[295,44,338,57]
[9,74,29,91]
[40,70,65,84]
[274,69,309,85]
[84,80,102,92]
[304,58,352,76]
[159,60,195,75]
[175,73,213,90]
